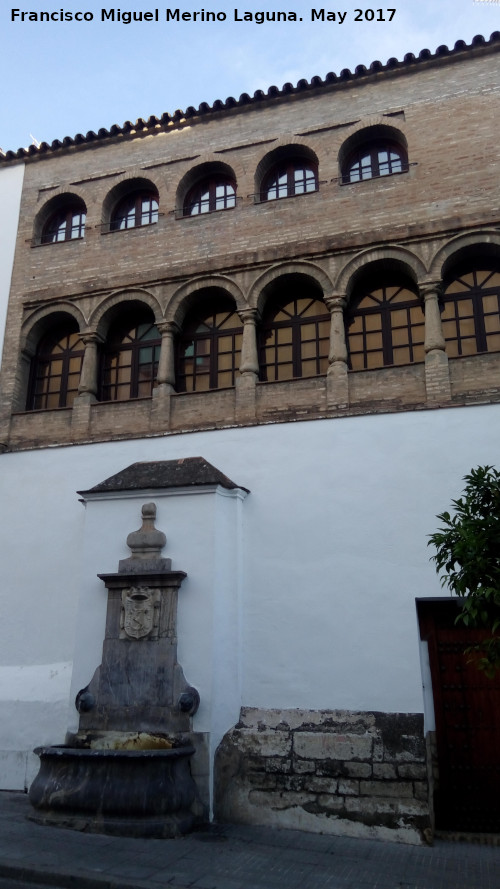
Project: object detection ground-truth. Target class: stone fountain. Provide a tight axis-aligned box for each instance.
[29,503,202,837]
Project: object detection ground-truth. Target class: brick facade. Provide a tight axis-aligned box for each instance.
[0,36,499,451]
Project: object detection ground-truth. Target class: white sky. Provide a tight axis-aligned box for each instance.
[1,0,499,152]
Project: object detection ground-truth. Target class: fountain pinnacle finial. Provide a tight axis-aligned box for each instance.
[118,503,171,573]
[126,503,166,560]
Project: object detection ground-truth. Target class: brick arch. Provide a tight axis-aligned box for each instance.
[33,190,88,243]
[254,137,319,196]
[167,276,247,326]
[248,261,333,313]
[175,158,239,214]
[429,231,500,281]
[21,303,87,354]
[101,175,161,226]
[337,117,409,174]
[336,247,426,303]
[89,289,162,338]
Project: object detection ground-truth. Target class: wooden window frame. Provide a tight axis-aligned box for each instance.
[176,303,242,392]
[110,191,159,231]
[259,295,329,382]
[183,177,236,216]
[342,140,408,184]
[347,285,424,371]
[441,269,500,358]
[261,159,318,202]
[41,207,86,243]
[100,316,161,402]
[27,325,85,410]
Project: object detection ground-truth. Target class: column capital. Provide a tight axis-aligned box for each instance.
[81,329,104,346]
[157,320,180,337]
[419,280,443,301]
[324,295,347,313]
[237,307,259,325]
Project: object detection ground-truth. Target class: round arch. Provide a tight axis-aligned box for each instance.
[249,261,332,314]
[254,141,319,200]
[176,160,238,216]
[21,304,87,355]
[429,231,500,281]
[89,289,162,339]
[336,247,426,302]
[167,276,247,327]
[338,121,409,184]
[101,176,160,230]
[33,192,87,244]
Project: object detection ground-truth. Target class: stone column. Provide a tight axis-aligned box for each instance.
[325,295,349,409]
[76,332,101,404]
[72,331,101,436]
[236,308,259,422]
[421,281,451,403]
[156,321,178,391]
[152,321,178,430]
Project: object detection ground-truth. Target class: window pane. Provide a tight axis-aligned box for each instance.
[486,333,500,351]
[484,314,500,334]
[366,351,384,369]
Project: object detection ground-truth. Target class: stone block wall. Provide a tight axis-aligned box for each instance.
[215,708,430,845]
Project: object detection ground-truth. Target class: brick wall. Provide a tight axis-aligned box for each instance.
[1,43,499,451]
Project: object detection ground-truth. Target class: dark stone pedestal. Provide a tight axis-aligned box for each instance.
[28,744,197,837]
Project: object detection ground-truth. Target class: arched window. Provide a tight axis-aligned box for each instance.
[40,200,86,243]
[176,297,242,391]
[184,176,236,216]
[347,283,424,370]
[27,323,84,409]
[441,268,500,358]
[110,190,159,231]
[261,159,318,201]
[100,311,161,401]
[259,279,329,381]
[342,141,407,183]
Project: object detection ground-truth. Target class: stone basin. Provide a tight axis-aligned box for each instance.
[28,744,197,837]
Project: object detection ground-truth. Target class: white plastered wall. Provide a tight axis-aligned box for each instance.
[1,403,499,788]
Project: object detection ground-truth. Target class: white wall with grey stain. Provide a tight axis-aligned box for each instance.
[1,403,498,788]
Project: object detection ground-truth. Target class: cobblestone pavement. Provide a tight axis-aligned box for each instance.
[0,792,499,889]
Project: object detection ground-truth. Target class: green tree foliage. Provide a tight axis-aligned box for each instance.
[428,465,500,677]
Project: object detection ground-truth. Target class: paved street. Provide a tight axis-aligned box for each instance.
[0,791,499,889]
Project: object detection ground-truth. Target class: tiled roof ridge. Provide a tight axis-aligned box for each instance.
[1,32,498,162]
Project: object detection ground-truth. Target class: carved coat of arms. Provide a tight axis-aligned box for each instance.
[120,587,160,640]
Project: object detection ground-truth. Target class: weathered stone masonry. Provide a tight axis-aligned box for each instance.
[215,708,429,844]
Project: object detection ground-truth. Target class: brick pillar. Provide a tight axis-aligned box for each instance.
[325,295,349,409]
[236,309,258,422]
[421,282,451,403]
[151,321,178,430]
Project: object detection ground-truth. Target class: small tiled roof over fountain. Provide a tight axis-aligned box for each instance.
[78,457,249,495]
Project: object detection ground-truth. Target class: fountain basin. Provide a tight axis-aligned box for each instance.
[29,744,197,837]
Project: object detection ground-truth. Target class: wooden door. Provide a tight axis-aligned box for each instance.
[418,599,500,832]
